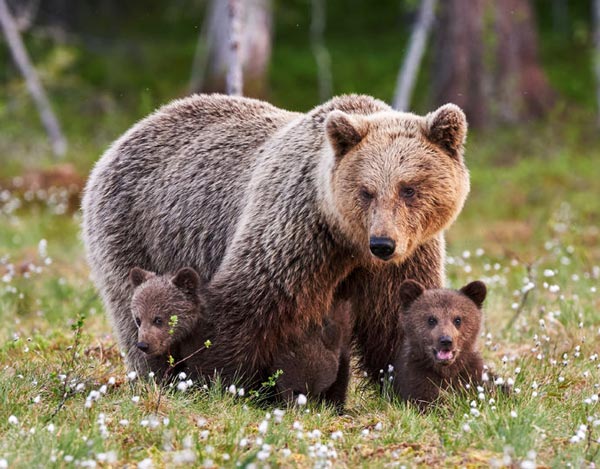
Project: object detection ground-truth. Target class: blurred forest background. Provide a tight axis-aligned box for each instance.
[0,0,598,153]
[1,0,599,253]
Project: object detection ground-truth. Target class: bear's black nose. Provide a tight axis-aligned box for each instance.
[137,341,149,352]
[369,237,396,260]
[439,336,453,348]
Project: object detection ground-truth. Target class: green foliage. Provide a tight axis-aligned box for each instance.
[168,315,178,336]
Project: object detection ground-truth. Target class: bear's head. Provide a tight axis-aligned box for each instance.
[399,280,486,368]
[324,104,469,263]
[129,267,206,357]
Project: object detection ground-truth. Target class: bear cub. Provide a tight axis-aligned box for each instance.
[394,279,487,409]
[129,266,210,378]
[129,267,352,406]
[271,301,352,407]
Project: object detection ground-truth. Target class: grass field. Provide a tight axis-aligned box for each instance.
[0,115,599,468]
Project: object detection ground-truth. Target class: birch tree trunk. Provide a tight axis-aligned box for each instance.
[226,0,243,96]
[0,0,67,157]
[310,0,332,101]
[190,0,272,98]
[392,0,437,111]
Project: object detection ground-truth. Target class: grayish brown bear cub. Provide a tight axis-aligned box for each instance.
[394,280,486,409]
[130,266,352,405]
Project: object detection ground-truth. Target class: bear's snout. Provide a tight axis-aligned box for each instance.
[136,341,150,353]
[369,236,396,260]
[439,335,453,349]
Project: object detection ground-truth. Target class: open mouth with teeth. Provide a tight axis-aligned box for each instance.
[433,348,455,364]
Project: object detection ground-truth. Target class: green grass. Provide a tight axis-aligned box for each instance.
[0,122,599,467]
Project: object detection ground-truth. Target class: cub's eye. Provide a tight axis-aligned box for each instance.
[454,317,462,327]
[153,317,163,326]
[427,316,437,327]
[135,317,141,327]
[359,187,374,202]
[401,187,416,199]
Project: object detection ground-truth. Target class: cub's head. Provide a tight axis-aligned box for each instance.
[129,267,206,357]
[399,280,486,368]
[324,104,469,263]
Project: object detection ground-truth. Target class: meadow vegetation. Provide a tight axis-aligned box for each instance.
[0,118,598,466]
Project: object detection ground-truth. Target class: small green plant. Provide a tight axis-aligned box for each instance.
[248,369,283,400]
[168,315,178,335]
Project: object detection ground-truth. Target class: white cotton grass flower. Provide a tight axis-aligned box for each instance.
[8,415,18,425]
[296,394,307,406]
[176,381,188,392]
[258,420,269,434]
[138,458,153,469]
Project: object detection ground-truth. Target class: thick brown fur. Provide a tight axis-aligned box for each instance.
[271,301,352,407]
[394,280,486,409]
[82,93,470,394]
[130,267,352,406]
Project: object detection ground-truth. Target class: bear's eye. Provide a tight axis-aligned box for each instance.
[454,317,462,327]
[135,317,141,327]
[401,186,416,199]
[153,317,163,326]
[427,316,437,327]
[359,187,374,202]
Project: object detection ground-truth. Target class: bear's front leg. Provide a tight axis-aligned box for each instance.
[346,237,445,389]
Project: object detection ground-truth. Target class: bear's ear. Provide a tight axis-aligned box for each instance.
[172,267,203,296]
[325,110,368,159]
[129,267,152,288]
[460,280,487,309]
[399,279,425,310]
[424,103,467,159]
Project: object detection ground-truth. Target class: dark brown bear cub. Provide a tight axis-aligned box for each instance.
[394,280,487,409]
[130,267,352,406]
[129,266,210,378]
[271,301,352,407]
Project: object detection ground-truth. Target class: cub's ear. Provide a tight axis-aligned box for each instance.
[425,103,467,159]
[129,267,153,288]
[399,280,425,310]
[460,280,487,309]
[325,110,368,159]
[172,267,203,296]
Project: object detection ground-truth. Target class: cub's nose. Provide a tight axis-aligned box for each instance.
[439,336,453,348]
[136,341,150,353]
[369,237,396,260]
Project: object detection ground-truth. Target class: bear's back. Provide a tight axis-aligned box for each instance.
[83,95,299,279]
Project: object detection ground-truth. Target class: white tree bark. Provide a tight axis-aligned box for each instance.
[594,0,600,126]
[311,0,332,101]
[226,0,243,96]
[0,0,66,157]
[189,0,271,96]
[392,0,437,111]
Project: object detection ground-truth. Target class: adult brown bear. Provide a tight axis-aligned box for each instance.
[82,94,469,395]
